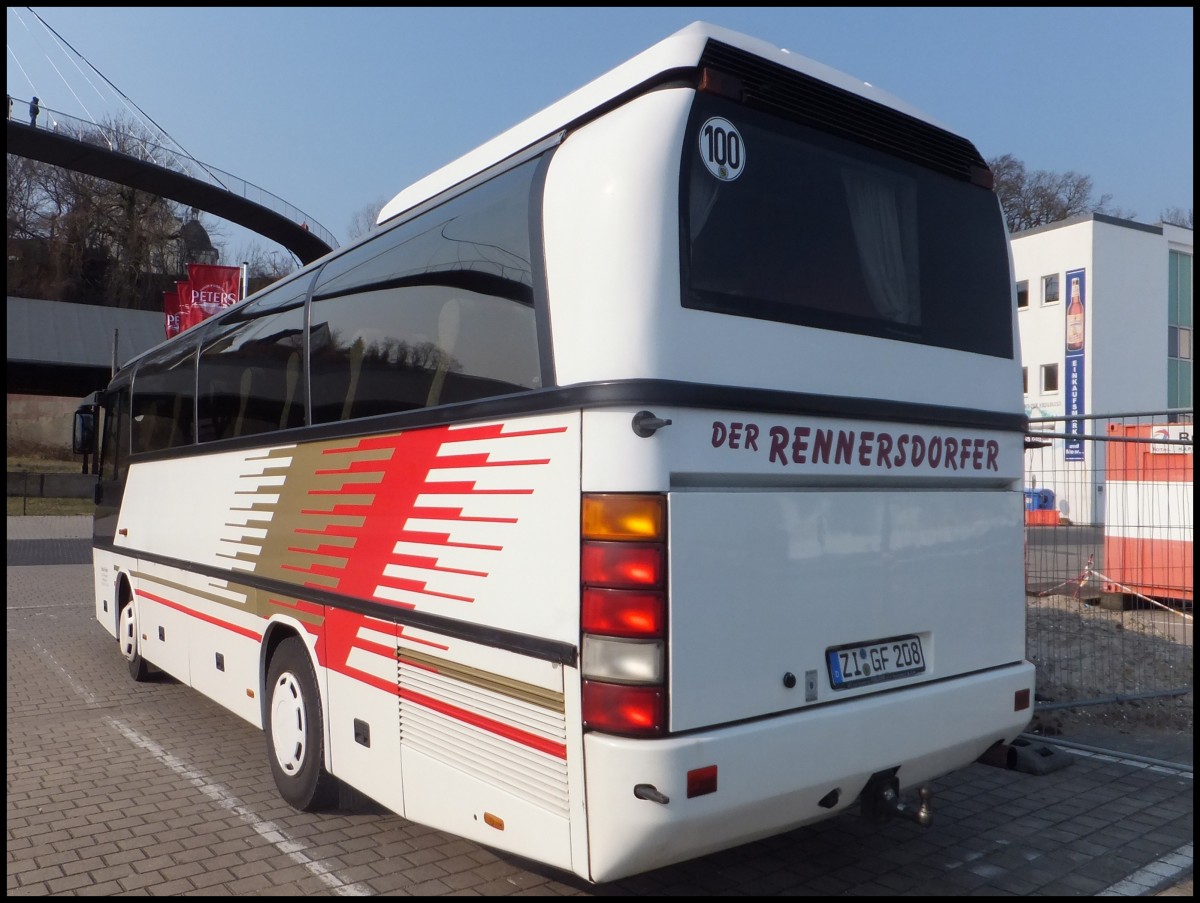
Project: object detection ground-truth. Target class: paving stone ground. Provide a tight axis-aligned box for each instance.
[7,516,1192,896]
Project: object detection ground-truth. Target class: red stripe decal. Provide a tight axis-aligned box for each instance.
[314,460,394,475]
[268,597,325,617]
[446,424,568,439]
[432,454,551,469]
[396,628,449,651]
[389,554,488,577]
[300,504,379,517]
[400,686,567,759]
[375,580,475,604]
[294,525,365,537]
[273,422,559,611]
[281,562,349,578]
[414,482,535,495]
[395,529,502,551]
[136,589,262,641]
[354,637,396,658]
[323,609,396,692]
[351,670,401,696]
[286,543,353,559]
[409,506,518,524]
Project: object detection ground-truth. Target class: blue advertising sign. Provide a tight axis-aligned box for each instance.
[1064,268,1086,461]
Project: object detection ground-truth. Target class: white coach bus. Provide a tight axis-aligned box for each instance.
[75,21,1033,883]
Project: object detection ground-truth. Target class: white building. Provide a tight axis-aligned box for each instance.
[1011,214,1193,524]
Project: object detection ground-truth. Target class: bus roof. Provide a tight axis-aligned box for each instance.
[376,20,947,226]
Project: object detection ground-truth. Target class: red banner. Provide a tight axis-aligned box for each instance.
[163,291,181,337]
[176,280,200,332]
[186,263,242,320]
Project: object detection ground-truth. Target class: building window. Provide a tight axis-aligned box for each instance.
[1042,273,1059,306]
[1016,280,1029,310]
[1041,363,1059,393]
[1168,249,1194,410]
[1168,326,1192,360]
[1022,366,1028,395]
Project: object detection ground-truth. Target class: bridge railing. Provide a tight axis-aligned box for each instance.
[9,97,338,251]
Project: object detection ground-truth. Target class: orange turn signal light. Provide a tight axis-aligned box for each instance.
[582,494,665,541]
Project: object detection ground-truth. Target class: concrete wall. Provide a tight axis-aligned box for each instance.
[7,392,94,498]
[7,471,95,498]
[6,393,83,456]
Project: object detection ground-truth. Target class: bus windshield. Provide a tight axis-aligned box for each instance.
[681,93,1013,359]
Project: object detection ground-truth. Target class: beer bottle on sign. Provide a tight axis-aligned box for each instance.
[1066,277,1084,350]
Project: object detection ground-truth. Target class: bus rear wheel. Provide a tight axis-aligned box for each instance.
[117,594,150,682]
[265,636,337,811]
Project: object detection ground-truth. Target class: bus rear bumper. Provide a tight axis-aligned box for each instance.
[581,661,1035,883]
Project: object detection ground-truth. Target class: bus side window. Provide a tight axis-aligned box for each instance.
[309,158,542,425]
[310,292,435,422]
[131,340,198,454]
[435,292,539,404]
[197,288,307,442]
[97,387,128,483]
[309,320,355,425]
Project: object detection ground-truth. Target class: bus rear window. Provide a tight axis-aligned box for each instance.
[681,96,1013,358]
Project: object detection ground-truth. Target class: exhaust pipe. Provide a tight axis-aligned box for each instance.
[861,771,933,828]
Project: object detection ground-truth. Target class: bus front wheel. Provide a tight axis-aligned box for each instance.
[117,594,150,682]
[265,636,337,811]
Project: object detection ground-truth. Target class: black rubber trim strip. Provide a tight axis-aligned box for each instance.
[100,544,578,666]
[126,378,1027,464]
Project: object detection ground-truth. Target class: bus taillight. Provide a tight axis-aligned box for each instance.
[580,493,667,737]
[581,542,662,587]
[582,493,664,540]
[581,680,665,735]
[582,588,664,637]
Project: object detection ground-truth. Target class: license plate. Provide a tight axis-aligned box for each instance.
[827,635,925,690]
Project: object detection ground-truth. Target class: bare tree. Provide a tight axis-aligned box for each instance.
[1160,207,1194,229]
[6,154,48,240]
[347,197,390,240]
[5,151,171,306]
[988,153,1133,233]
[232,241,299,295]
[6,112,231,308]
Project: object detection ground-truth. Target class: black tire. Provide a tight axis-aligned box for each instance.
[117,593,151,682]
[265,636,337,811]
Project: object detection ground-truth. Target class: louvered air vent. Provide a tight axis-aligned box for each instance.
[699,40,991,186]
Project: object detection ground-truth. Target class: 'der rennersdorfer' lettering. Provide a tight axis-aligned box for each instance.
[711,420,1000,471]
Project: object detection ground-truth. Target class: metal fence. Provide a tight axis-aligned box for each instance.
[1024,410,1193,730]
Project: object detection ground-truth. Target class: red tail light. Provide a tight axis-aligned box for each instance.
[580,493,667,737]
[582,680,665,735]
[582,588,664,638]
[581,542,663,587]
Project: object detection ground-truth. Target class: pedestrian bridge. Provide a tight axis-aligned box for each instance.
[6,101,336,265]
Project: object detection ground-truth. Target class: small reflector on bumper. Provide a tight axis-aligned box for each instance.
[687,765,718,798]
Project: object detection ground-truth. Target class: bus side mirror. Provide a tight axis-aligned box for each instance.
[73,409,95,455]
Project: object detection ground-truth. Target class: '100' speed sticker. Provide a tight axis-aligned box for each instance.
[698,117,745,181]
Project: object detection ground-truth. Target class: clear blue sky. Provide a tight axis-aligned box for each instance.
[7,6,1194,261]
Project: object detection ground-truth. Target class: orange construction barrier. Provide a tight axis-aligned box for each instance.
[1102,423,1193,603]
[1024,509,1060,526]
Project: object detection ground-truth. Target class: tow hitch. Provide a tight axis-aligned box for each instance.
[861,771,933,827]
